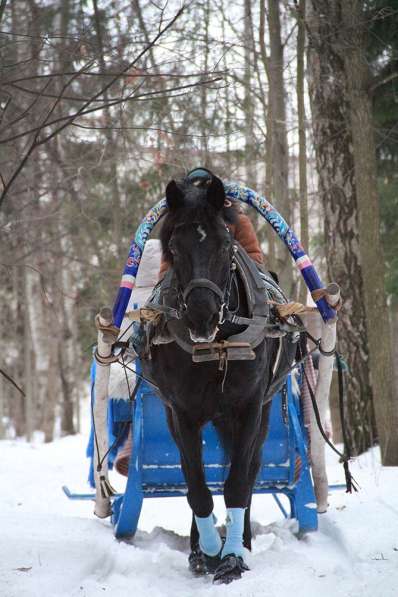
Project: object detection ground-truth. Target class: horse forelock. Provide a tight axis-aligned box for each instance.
[160,181,238,265]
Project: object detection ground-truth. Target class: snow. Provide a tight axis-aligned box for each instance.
[1,405,398,597]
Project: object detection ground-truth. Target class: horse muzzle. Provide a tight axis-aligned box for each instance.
[189,327,219,343]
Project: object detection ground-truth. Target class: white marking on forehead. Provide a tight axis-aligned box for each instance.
[197,224,207,243]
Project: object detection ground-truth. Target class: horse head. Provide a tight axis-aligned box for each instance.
[161,170,234,343]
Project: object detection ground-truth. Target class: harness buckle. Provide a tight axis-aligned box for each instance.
[192,341,255,363]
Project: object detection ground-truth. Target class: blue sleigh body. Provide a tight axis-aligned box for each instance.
[90,365,318,538]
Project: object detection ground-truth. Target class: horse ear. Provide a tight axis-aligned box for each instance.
[206,175,225,211]
[166,180,184,211]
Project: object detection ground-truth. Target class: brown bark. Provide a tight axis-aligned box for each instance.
[12,267,25,437]
[92,0,122,254]
[341,0,398,465]
[243,0,256,188]
[258,1,276,272]
[58,243,76,436]
[0,371,5,439]
[23,267,34,441]
[296,0,309,305]
[266,0,294,296]
[200,0,211,165]
[329,374,343,445]
[306,0,376,455]
[392,305,398,402]
[42,328,58,443]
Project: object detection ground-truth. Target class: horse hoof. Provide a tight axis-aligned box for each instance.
[213,555,249,585]
[188,549,221,576]
[189,549,207,576]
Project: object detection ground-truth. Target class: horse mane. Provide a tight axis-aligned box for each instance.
[160,181,238,265]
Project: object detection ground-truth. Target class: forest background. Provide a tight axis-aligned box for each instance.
[1,0,397,464]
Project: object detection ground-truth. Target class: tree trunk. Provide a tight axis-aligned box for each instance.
[243,0,256,188]
[23,267,34,441]
[59,240,77,436]
[0,369,5,439]
[391,304,398,408]
[258,1,276,272]
[42,328,58,443]
[341,0,398,465]
[306,0,376,455]
[12,267,25,437]
[92,0,122,255]
[266,0,293,296]
[200,0,211,165]
[296,0,309,305]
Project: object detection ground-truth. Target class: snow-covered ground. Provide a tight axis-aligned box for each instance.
[1,406,398,597]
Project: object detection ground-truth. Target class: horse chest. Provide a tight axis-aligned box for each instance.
[146,348,264,419]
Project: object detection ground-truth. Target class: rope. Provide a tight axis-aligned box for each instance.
[311,288,342,311]
[268,300,317,318]
[125,307,162,323]
[266,324,358,494]
[116,359,160,391]
[94,314,120,338]
[90,354,144,499]
[336,352,354,468]
[305,330,336,357]
[299,344,359,494]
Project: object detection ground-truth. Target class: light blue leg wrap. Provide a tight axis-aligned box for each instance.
[221,508,245,558]
[194,513,222,557]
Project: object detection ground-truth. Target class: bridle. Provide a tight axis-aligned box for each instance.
[175,233,237,327]
[182,278,228,325]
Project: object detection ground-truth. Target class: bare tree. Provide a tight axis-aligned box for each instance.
[295,0,309,305]
[266,0,294,295]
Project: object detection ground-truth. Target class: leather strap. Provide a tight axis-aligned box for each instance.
[182,278,225,304]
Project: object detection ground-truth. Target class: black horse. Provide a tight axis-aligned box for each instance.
[141,170,299,584]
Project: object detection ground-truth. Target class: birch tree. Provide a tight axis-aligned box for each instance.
[341,0,398,465]
[306,0,398,463]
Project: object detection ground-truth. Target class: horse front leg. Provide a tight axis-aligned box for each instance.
[243,401,272,550]
[167,408,222,570]
[214,400,264,584]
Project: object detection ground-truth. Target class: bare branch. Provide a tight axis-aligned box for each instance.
[0,77,223,145]
[3,69,225,85]
[0,5,186,210]
[0,367,25,398]
[371,70,398,93]
[0,66,88,207]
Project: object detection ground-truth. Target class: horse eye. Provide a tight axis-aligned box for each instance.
[169,239,176,255]
[223,239,231,250]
